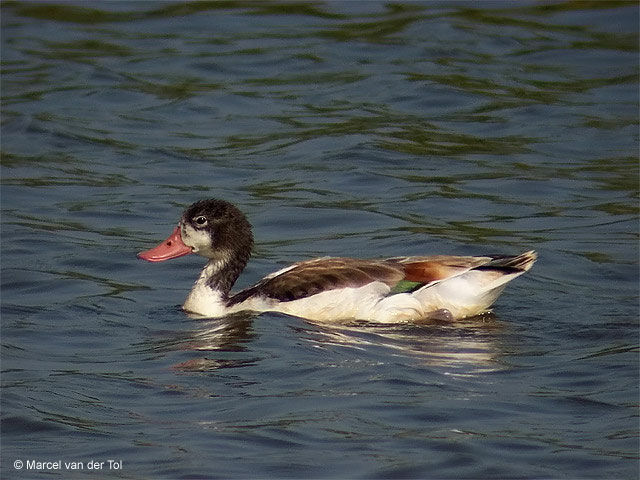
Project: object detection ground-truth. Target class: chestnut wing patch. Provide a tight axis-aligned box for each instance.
[398,256,491,284]
[229,258,405,304]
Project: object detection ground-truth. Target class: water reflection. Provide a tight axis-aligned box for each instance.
[297,314,507,374]
[175,314,256,352]
[135,314,259,372]
[149,310,507,375]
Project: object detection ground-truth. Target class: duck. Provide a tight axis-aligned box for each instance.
[138,199,536,323]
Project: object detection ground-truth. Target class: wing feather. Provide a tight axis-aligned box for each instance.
[394,251,537,285]
[229,257,404,304]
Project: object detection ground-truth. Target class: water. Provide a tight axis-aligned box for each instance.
[1,1,638,478]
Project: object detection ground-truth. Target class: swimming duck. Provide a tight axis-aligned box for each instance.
[138,199,536,322]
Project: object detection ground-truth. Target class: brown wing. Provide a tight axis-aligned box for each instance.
[229,257,405,304]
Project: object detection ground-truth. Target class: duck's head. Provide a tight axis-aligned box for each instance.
[138,199,254,264]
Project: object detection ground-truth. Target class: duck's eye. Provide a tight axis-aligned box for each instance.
[193,215,208,227]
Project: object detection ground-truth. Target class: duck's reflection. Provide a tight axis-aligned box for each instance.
[295,313,506,374]
[139,312,259,371]
[145,309,507,374]
[179,313,256,352]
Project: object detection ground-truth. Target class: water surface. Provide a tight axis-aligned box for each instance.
[1,1,638,479]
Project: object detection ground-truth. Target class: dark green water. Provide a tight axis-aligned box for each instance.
[1,1,638,479]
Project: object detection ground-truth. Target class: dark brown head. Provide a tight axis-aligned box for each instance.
[178,199,253,264]
[138,199,254,267]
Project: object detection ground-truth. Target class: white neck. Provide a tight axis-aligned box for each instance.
[182,260,231,317]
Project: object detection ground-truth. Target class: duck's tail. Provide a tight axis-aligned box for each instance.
[479,250,537,273]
